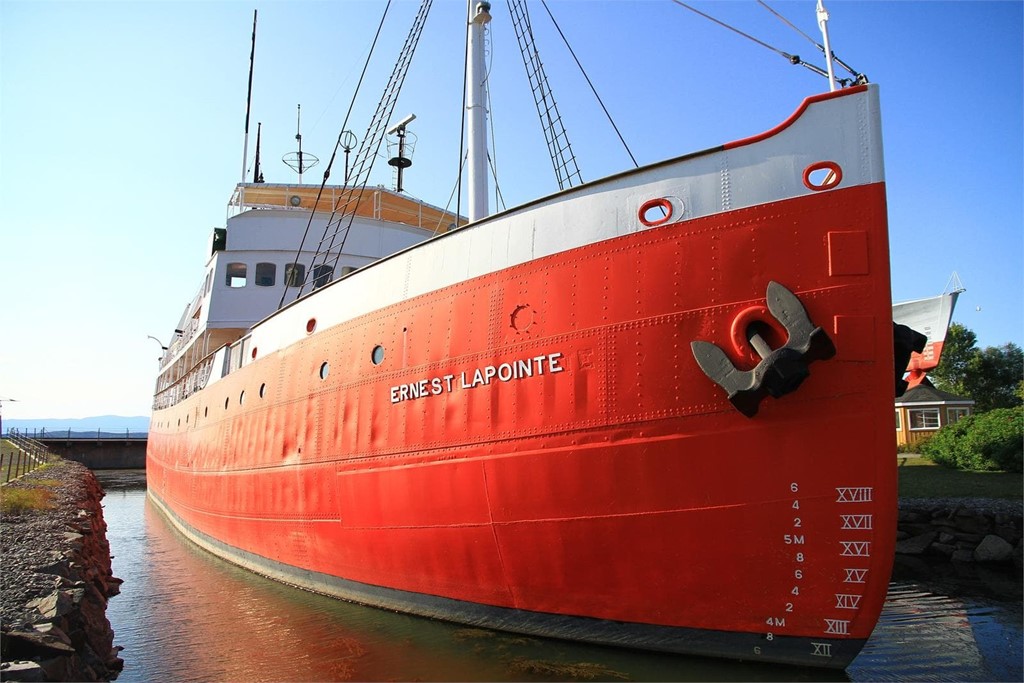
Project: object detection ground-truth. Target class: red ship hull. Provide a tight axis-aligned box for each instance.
[148,86,895,667]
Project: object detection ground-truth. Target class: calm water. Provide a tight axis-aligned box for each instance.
[98,471,1022,682]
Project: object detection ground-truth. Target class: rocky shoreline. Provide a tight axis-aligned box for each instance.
[1,461,123,681]
[897,497,1024,566]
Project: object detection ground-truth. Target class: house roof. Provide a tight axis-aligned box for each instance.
[895,377,974,406]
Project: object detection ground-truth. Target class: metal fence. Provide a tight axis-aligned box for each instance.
[2,431,56,484]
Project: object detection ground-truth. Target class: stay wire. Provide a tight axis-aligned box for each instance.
[669,0,831,82]
[540,0,637,169]
[278,0,394,310]
[455,0,471,229]
[756,0,865,82]
[313,0,433,279]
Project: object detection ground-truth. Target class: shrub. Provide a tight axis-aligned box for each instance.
[0,486,56,514]
[920,406,1023,472]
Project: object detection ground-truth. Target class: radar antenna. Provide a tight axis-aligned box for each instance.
[387,114,416,193]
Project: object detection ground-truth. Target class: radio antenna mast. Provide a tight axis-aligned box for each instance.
[241,9,257,184]
[283,104,320,183]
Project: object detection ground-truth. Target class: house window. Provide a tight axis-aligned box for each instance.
[226,263,247,288]
[895,410,902,431]
[285,263,306,287]
[255,262,276,287]
[312,265,333,289]
[948,407,970,424]
[909,408,940,430]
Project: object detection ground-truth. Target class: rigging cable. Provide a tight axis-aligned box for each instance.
[278,0,394,309]
[307,0,435,290]
[507,0,582,191]
[484,44,506,213]
[669,0,833,82]
[455,0,472,229]
[756,0,866,83]
[539,0,638,169]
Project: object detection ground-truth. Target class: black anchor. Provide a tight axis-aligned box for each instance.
[690,281,836,417]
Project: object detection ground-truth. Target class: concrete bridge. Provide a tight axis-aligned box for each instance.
[31,431,147,469]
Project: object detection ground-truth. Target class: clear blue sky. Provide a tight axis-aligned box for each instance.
[1,0,1021,422]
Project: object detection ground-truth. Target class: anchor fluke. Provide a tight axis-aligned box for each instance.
[691,281,836,417]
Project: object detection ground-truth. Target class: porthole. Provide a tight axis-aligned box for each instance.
[371,345,385,365]
[251,347,258,360]
[224,397,229,410]
[186,414,189,424]
[177,418,180,427]
[204,407,208,418]
[320,361,330,380]
[259,383,266,398]
[306,318,317,334]
[239,390,245,406]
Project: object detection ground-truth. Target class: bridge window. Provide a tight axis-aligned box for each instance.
[312,265,333,290]
[226,263,247,288]
[285,263,306,287]
[255,262,276,287]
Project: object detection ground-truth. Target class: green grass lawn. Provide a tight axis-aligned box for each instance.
[898,455,1023,500]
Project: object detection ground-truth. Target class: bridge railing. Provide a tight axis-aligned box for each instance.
[6,428,149,440]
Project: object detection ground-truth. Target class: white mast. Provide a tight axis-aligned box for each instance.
[816,0,837,92]
[466,1,491,222]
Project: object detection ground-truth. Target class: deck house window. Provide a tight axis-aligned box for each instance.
[285,263,306,287]
[909,408,940,430]
[895,410,902,431]
[255,262,276,287]
[226,263,247,288]
[312,265,333,290]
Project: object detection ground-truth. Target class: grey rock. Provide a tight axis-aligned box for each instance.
[896,531,937,555]
[974,534,1014,563]
[954,513,993,535]
[0,660,47,682]
[952,548,975,563]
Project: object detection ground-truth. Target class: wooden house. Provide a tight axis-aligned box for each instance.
[895,378,974,450]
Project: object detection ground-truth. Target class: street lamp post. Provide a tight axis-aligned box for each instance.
[0,398,19,438]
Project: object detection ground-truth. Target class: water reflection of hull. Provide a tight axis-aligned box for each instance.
[853,581,986,680]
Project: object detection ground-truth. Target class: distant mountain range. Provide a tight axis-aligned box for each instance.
[4,415,150,435]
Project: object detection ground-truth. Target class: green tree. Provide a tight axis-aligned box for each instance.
[965,342,1024,411]
[930,323,976,396]
[932,323,1023,411]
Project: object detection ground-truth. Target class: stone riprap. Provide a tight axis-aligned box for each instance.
[1,460,123,681]
[897,498,1023,566]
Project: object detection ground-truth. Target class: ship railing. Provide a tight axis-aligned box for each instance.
[222,334,251,378]
[152,348,219,411]
[228,183,458,233]
[164,316,202,360]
